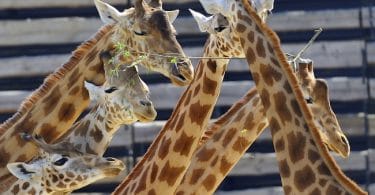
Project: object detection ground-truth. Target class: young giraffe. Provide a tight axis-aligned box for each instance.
[177,59,350,194]
[4,134,125,195]
[36,52,157,157]
[112,11,246,195]
[198,0,367,194]
[0,0,192,183]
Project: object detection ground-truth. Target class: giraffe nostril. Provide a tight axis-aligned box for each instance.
[106,157,116,162]
[140,100,152,107]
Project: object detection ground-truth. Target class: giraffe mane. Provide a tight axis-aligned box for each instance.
[240,0,366,194]
[199,88,258,144]
[0,24,114,137]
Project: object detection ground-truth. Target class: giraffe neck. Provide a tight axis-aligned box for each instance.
[230,1,366,194]
[176,88,268,194]
[54,102,129,156]
[6,179,44,195]
[113,45,229,194]
[0,25,115,183]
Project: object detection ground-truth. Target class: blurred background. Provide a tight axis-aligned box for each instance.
[0,0,374,194]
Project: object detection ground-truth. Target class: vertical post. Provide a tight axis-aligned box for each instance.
[360,0,374,191]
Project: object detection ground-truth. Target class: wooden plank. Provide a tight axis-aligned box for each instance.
[0,0,195,9]
[0,8,366,46]
[1,78,375,112]
[86,150,372,187]
[0,41,366,78]
[105,113,375,148]
[0,78,374,113]
[0,0,125,9]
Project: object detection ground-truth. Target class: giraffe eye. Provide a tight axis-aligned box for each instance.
[306,97,313,104]
[134,30,147,36]
[54,157,69,166]
[105,87,118,94]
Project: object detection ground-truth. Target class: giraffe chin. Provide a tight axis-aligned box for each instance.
[102,166,125,177]
[134,112,157,122]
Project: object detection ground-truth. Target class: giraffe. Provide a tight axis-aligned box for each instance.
[112,10,248,195]
[197,0,367,194]
[35,51,157,157]
[0,0,193,183]
[4,134,125,195]
[176,58,350,194]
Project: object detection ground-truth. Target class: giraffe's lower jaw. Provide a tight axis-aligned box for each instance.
[102,167,125,177]
[135,112,157,122]
[170,62,194,86]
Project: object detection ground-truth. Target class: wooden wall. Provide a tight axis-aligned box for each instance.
[0,0,374,194]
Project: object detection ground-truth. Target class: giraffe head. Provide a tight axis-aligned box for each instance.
[7,135,125,194]
[94,0,194,86]
[292,58,350,157]
[84,52,157,123]
[190,9,243,58]
[190,0,273,58]
[198,0,273,19]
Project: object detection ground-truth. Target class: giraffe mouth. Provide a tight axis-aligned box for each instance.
[134,111,157,122]
[170,61,194,86]
[102,167,124,177]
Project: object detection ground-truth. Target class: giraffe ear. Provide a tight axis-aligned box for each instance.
[189,9,213,33]
[198,0,230,16]
[84,81,105,101]
[7,163,38,181]
[166,10,179,24]
[94,0,122,24]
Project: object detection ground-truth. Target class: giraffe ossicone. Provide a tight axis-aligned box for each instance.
[6,134,125,195]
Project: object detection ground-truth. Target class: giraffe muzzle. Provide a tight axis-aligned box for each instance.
[170,60,194,86]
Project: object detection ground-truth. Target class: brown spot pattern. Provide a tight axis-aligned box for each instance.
[232,137,250,153]
[311,188,321,195]
[148,189,156,195]
[236,23,247,33]
[189,168,204,185]
[90,125,103,143]
[290,99,303,117]
[207,60,217,73]
[58,103,76,122]
[173,132,195,157]
[260,89,270,111]
[202,174,216,191]
[246,47,256,64]
[219,157,232,175]
[279,159,290,178]
[135,166,149,193]
[256,37,266,58]
[158,161,185,186]
[294,165,316,192]
[158,137,172,160]
[43,87,61,114]
[326,184,342,194]
[273,92,293,124]
[317,162,331,176]
[275,138,285,152]
[203,73,218,96]
[150,163,158,183]
[269,117,281,136]
[308,149,320,164]
[259,64,282,86]
[287,131,306,163]
[222,128,237,147]
[188,102,211,125]
[196,147,216,162]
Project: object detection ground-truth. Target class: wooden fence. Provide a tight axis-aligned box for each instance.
[0,0,374,194]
